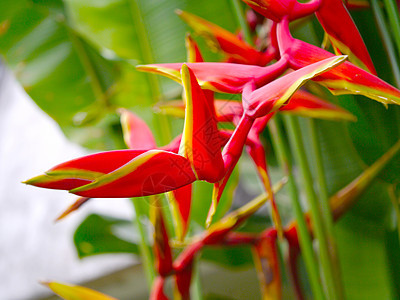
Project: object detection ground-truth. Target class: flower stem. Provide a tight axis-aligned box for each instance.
[131,198,156,288]
[371,0,400,87]
[382,0,400,59]
[192,257,203,300]
[268,116,325,300]
[230,0,253,45]
[307,118,345,299]
[283,115,339,300]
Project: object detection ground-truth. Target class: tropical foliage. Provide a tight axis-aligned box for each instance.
[2,0,400,299]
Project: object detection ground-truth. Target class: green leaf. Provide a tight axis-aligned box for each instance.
[338,95,400,184]
[74,213,139,258]
[64,0,237,62]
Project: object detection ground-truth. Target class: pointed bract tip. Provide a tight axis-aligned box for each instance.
[22,174,46,186]
[175,8,183,16]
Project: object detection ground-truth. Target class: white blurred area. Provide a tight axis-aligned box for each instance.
[0,63,135,299]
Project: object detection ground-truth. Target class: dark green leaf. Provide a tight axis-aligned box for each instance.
[74,214,139,258]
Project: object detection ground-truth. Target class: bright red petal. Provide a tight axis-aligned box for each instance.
[180,65,225,182]
[69,150,196,198]
[178,10,270,66]
[137,59,288,94]
[243,55,347,118]
[168,184,193,241]
[152,206,173,276]
[24,150,147,190]
[277,20,400,105]
[119,108,157,149]
[316,0,376,74]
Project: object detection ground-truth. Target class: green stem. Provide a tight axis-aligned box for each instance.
[128,0,171,145]
[388,185,400,243]
[230,0,253,45]
[308,118,345,299]
[371,0,400,87]
[268,116,325,300]
[131,198,156,288]
[283,115,339,300]
[191,257,203,300]
[307,119,335,238]
[383,0,400,59]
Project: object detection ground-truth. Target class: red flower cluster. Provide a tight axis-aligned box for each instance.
[25,0,400,298]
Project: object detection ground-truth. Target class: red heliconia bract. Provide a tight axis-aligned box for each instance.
[276,17,400,105]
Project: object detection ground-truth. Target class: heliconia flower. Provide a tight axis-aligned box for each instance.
[24,65,224,201]
[42,281,117,300]
[253,230,281,300]
[279,90,356,121]
[276,18,400,105]
[315,0,376,74]
[242,121,283,237]
[208,56,347,224]
[167,184,192,241]
[119,108,192,240]
[209,114,255,226]
[242,55,348,118]
[156,91,355,123]
[283,225,304,300]
[155,99,243,123]
[177,10,272,66]
[179,64,225,181]
[241,0,321,22]
[137,58,288,94]
[152,205,173,277]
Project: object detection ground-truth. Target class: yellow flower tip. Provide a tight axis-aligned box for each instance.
[22,174,45,185]
[180,64,191,90]
[181,63,189,74]
[331,55,348,68]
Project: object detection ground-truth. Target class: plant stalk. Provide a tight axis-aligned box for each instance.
[371,0,400,87]
[307,118,345,299]
[268,116,325,300]
[131,198,156,288]
[382,0,400,60]
[283,115,340,300]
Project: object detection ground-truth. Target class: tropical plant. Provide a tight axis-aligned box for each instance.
[2,0,400,299]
